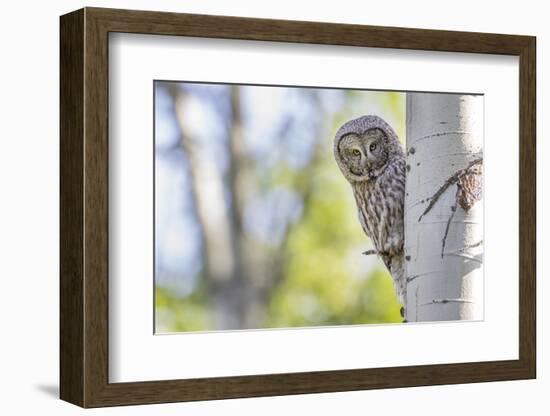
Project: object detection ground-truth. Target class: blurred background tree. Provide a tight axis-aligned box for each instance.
[154,81,405,332]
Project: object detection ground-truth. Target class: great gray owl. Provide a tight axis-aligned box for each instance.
[333,115,407,308]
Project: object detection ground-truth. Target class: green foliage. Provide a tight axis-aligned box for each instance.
[155,285,213,333]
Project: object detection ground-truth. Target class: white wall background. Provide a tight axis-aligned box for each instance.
[0,0,545,414]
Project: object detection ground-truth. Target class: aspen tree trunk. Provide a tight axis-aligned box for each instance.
[405,93,483,322]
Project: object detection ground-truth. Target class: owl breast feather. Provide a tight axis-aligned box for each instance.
[352,157,406,302]
[352,158,405,255]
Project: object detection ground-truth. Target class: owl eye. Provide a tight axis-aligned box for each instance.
[369,143,377,152]
[352,149,361,156]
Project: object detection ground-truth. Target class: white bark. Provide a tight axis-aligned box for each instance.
[405,93,483,322]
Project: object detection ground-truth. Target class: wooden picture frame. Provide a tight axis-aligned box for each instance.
[60,7,536,408]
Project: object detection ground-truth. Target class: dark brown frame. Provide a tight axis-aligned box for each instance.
[60,7,536,408]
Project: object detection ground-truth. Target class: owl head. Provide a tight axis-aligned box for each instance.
[334,115,403,182]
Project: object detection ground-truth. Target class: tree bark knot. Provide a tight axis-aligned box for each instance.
[456,160,483,211]
[417,158,483,258]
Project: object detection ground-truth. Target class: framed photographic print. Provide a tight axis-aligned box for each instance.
[60,7,536,408]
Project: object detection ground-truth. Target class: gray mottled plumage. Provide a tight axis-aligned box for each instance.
[333,115,406,304]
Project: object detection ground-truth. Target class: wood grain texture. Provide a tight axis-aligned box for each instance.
[518,38,536,376]
[59,8,84,406]
[59,7,537,408]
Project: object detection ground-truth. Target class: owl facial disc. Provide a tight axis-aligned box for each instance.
[334,115,403,183]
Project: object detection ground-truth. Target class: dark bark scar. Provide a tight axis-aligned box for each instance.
[416,158,483,258]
